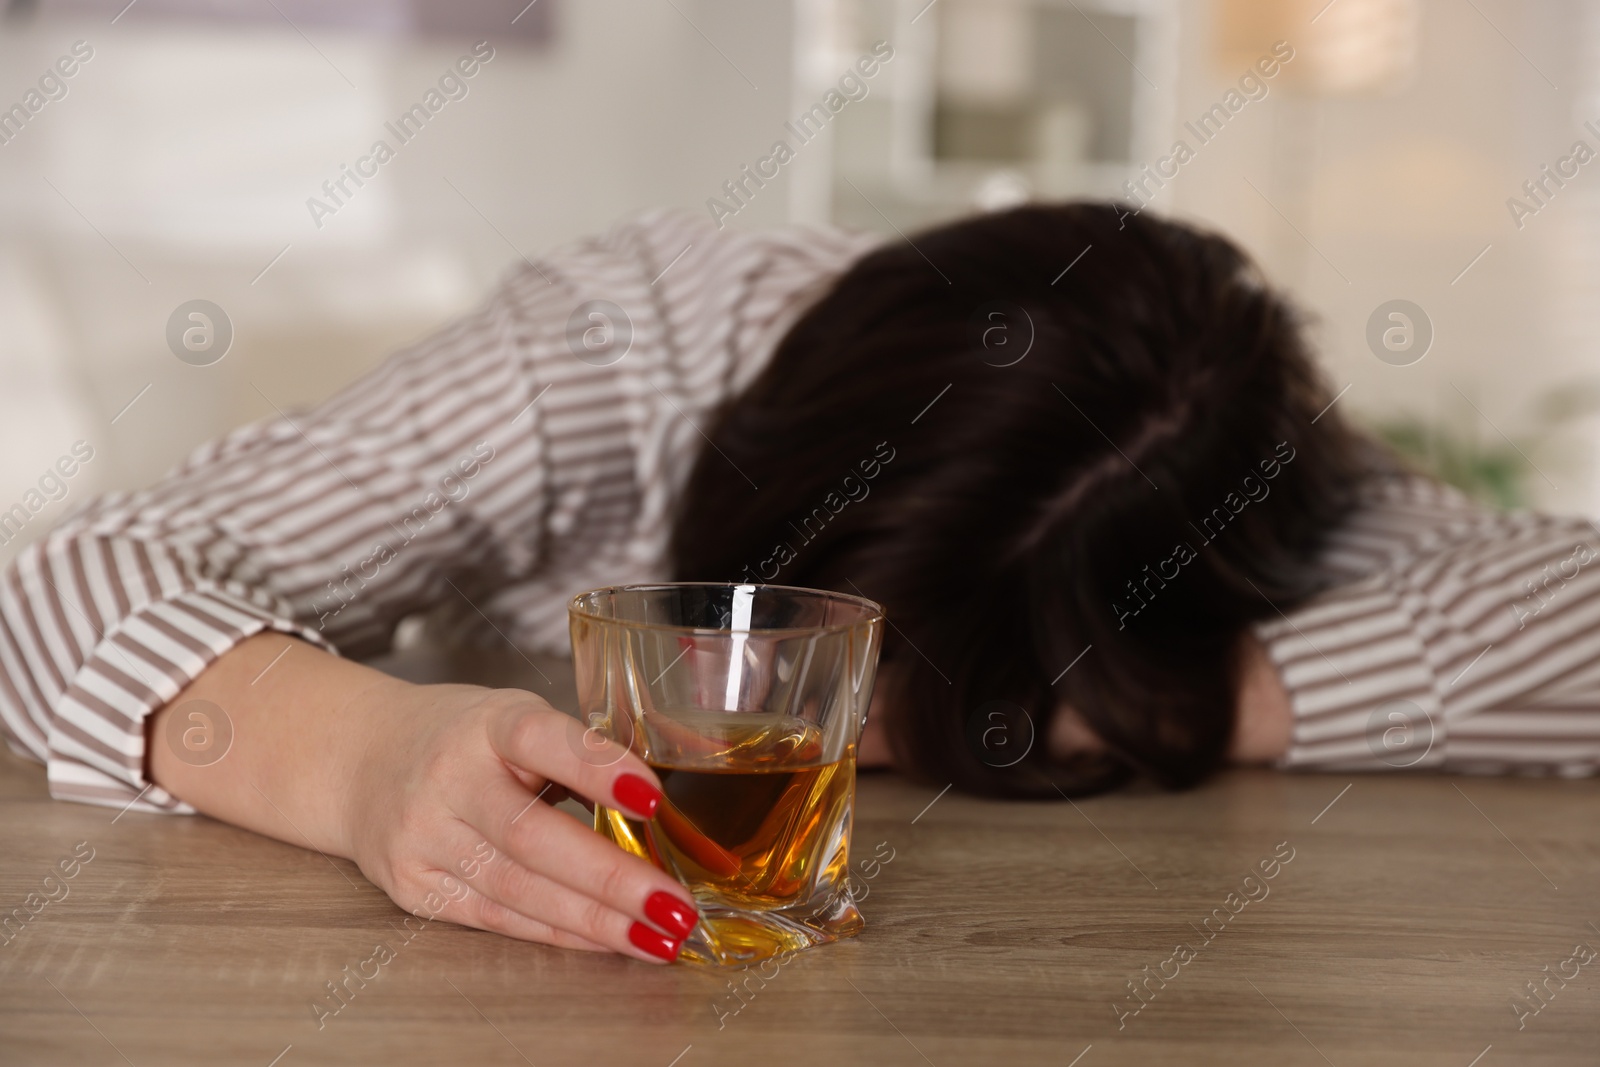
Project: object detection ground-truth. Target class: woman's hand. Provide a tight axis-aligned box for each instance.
[340,680,699,962]
[148,635,698,963]
[859,632,1292,769]
[1229,632,1292,764]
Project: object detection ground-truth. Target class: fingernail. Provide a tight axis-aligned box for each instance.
[629,920,683,962]
[613,773,661,819]
[644,890,698,940]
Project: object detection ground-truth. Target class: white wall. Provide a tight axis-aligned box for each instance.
[2,0,1596,573]
[0,0,799,566]
[1157,0,1600,514]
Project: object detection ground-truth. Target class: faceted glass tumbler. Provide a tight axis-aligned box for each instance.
[569,583,884,966]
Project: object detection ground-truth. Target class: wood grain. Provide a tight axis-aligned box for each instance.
[1,647,1596,1066]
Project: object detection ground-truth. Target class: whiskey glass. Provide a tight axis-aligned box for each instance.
[569,583,884,966]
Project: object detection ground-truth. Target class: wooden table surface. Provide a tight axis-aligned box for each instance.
[2,646,1597,1066]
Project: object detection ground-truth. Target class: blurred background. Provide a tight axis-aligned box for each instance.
[2,0,1598,571]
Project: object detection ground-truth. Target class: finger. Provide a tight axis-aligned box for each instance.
[407,831,621,955]
[462,774,698,960]
[507,762,571,805]
[420,874,613,954]
[486,697,664,822]
[445,835,688,965]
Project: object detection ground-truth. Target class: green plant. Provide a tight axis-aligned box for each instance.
[1371,416,1528,510]
[1368,380,1600,512]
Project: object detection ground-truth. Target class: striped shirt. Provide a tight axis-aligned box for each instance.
[1,209,1596,814]
[1261,474,1600,776]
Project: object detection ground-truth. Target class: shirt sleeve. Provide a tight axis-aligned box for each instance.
[0,209,881,814]
[0,280,545,813]
[1255,474,1600,776]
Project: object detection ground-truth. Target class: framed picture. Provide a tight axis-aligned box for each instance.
[12,0,555,42]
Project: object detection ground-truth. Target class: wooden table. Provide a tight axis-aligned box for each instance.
[2,646,1597,1066]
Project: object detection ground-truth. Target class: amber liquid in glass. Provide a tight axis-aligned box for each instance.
[596,716,862,965]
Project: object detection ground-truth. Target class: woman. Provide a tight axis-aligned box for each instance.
[2,203,1596,965]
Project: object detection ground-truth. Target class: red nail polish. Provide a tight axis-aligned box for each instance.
[613,773,662,819]
[644,890,698,940]
[629,920,683,962]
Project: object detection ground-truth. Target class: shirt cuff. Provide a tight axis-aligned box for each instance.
[1255,575,1448,772]
[45,586,334,814]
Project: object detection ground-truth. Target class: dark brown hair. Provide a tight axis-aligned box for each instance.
[670,202,1368,798]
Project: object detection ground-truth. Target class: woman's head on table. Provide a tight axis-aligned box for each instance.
[670,201,1369,799]
[12,195,1590,967]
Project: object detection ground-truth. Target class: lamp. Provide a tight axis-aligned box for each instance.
[1214,0,1420,95]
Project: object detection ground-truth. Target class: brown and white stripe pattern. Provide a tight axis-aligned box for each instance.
[1,209,1596,814]
[0,209,881,813]
[1258,474,1600,776]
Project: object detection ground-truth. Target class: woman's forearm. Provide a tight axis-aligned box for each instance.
[145,634,701,962]
[146,634,401,859]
